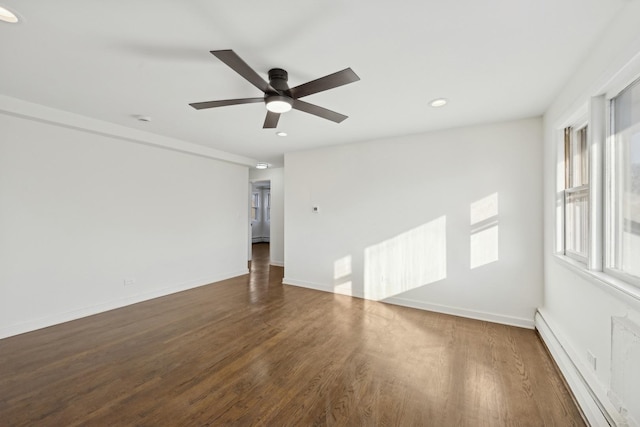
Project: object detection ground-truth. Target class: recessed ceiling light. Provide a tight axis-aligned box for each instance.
[0,6,19,23]
[276,132,287,137]
[430,98,448,108]
[256,163,269,170]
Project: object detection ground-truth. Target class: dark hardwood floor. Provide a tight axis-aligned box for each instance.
[0,243,584,426]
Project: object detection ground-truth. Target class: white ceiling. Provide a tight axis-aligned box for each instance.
[0,0,627,166]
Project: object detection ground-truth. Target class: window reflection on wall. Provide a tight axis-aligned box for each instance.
[364,216,447,301]
[333,254,353,295]
[470,193,499,269]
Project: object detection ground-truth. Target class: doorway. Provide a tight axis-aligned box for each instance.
[250,180,270,260]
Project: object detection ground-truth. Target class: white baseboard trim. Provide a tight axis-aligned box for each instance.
[282,278,534,329]
[384,296,535,329]
[535,309,626,427]
[0,269,248,340]
[270,261,284,267]
[283,278,365,298]
[282,278,333,293]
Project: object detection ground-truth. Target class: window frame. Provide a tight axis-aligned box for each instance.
[603,78,640,288]
[563,122,590,264]
[251,192,260,222]
[555,79,640,297]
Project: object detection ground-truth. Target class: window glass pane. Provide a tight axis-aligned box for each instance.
[609,79,640,279]
[565,126,588,188]
[566,188,589,258]
[564,125,589,262]
[571,130,580,186]
[251,193,259,221]
[266,192,271,222]
[578,127,588,186]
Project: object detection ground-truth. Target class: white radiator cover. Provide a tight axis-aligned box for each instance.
[610,317,640,427]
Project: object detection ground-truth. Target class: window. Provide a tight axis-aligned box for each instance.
[251,192,260,221]
[564,124,589,262]
[606,78,640,283]
[265,192,271,222]
[557,78,640,291]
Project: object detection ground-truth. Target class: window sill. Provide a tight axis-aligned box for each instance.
[553,254,640,307]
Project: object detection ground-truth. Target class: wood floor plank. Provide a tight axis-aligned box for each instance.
[0,243,585,426]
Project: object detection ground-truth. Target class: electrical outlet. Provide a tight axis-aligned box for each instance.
[586,350,597,371]
[123,278,135,286]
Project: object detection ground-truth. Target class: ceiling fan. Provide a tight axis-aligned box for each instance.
[189,50,360,129]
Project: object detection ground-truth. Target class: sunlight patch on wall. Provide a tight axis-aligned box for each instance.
[470,193,499,269]
[364,216,447,301]
[334,281,353,296]
[334,255,352,280]
[333,255,353,296]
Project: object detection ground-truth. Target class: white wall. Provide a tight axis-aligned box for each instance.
[540,2,640,425]
[284,117,543,328]
[249,168,284,266]
[0,110,250,339]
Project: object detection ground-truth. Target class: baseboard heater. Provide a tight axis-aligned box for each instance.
[609,316,640,426]
[535,310,633,427]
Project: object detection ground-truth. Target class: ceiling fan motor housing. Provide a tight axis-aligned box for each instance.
[268,68,290,93]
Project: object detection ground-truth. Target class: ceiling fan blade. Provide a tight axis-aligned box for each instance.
[292,99,348,123]
[211,50,276,93]
[263,111,280,128]
[189,97,264,110]
[290,68,360,99]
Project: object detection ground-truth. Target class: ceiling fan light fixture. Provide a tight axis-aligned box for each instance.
[265,95,293,113]
[0,6,19,23]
